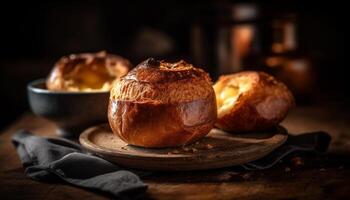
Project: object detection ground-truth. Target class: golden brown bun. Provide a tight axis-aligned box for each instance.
[46,51,131,91]
[214,71,294,132]
[108,58,217,148]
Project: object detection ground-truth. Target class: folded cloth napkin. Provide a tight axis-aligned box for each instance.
[241,131,331,170]
[12,130,148,200]
[12,130,331,198]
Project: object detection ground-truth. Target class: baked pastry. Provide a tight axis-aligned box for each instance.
[108,58,217,148]
[46,51,131,91]
[214,71,294,132]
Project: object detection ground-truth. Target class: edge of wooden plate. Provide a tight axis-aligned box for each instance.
[79,124,288,171]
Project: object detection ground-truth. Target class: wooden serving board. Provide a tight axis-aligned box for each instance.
[79,124,288,171]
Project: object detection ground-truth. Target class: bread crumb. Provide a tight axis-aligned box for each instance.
[217,171,239,181]
[172,150,180,154]
[183,147,190,152]
[242,173,251,180]
[121,146,127,150]
[291,157,304,167]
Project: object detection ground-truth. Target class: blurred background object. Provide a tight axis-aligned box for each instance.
[191,2,261,76]
[0,0,347,129]
[191,1,317,101]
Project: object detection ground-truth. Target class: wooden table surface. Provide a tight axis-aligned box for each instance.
[1,104,350,200]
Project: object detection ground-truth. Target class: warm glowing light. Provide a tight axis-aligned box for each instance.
[266,57,285,68]
[232,25,254,68]
[272,43,284,53]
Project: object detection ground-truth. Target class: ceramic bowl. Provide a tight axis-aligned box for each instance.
[27,79,110,138]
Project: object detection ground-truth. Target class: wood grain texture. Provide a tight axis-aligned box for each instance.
[80,125,287,170]
[1,104,350,200]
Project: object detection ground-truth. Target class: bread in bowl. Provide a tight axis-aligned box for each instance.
[46,51,131,92]
[214,71,294,132]
[108,58,217,148]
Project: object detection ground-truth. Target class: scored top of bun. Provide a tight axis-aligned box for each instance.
[47,51,132,91]
[110,58,213,103]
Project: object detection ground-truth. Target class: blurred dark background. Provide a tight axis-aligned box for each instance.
[0,0,347,129]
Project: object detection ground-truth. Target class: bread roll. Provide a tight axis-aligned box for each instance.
[108,58,217,148]
[214,71,294,132]
[47,51,131,92]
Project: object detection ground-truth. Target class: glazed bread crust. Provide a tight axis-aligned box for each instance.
[108,58,217,148]
[47,51,131,91]
[110,58,214,103]
[214,71,294,132]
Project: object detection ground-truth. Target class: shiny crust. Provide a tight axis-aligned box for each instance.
[214,71,294,132]
[108,58,217,148]
[110,58,213,103]
[46,51,131,91]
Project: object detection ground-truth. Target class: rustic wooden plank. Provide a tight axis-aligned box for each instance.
[0,105,350,199]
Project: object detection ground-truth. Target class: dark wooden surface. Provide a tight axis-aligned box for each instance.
[1,104,350,200]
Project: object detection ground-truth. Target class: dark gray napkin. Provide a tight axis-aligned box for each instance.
[12,130,148,200]
[12,130,331,199]
[242,131,331,170]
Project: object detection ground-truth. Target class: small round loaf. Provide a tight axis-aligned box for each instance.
[214,71,294,132]
[46,51,131,92]
[108,58,217,148]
